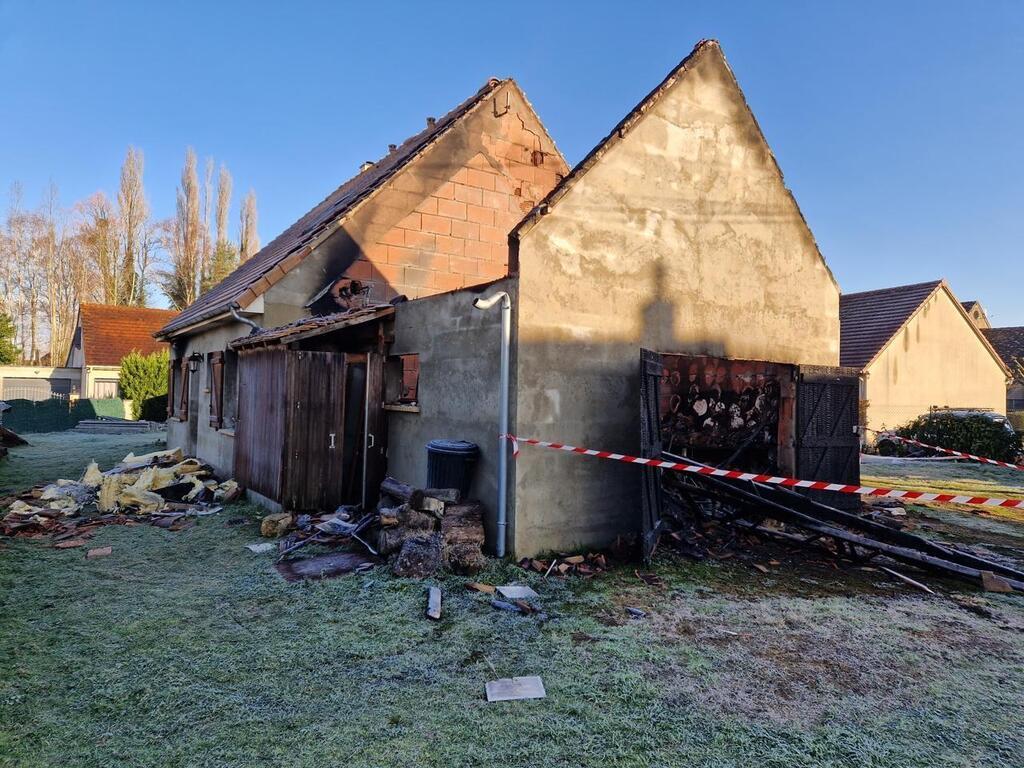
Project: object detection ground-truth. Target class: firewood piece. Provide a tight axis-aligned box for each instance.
[417,496,445,515]
[392,534,443,578]
[55,539,87,549]
[398,505,437,531]
[380,477,424,509]
[425,488,460,504]
[426,587,442,620]
[466,582,496,594]
[563,555,585,565]
[378,526,416,556]
[86,546,112,559]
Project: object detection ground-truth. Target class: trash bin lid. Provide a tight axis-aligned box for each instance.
[426,439,479,456]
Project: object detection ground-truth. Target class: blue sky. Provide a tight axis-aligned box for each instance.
[1,1,1021,323]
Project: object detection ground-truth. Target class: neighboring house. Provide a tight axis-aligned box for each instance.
[159,40,845,556]
[982,326,1024,422]
[0,304,176,404]
[66,304,178,398]
[961,300,991,329]
[840,280,1010,435]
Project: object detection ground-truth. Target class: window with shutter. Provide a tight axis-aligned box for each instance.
[208,351,225,429]
[167,359,175,419]
[178,357,190,420]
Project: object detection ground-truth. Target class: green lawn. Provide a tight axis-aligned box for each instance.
[1,436,1024,767]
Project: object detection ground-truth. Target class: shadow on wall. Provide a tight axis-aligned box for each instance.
[511,258,731,554]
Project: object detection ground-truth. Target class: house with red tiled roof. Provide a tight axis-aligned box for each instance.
[66,304,178,398]
[840,280,1010,435]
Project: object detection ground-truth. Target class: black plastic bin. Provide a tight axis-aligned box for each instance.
[426,439,480,498]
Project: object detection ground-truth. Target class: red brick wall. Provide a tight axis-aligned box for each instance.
[346,123,566,301]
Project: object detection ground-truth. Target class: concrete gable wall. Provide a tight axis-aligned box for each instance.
[263,83,566,326]
[864,288,1008,432]
[510,45,840,556]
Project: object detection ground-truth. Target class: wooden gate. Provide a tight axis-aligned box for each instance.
[794,366,861,511]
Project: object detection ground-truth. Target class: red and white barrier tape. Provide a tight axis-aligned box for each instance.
[502,435,1024,510]
[873,431,1024,472]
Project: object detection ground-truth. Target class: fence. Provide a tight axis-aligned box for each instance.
[0,398,126,433]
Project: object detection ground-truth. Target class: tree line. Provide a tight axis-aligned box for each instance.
[0,147,260,365]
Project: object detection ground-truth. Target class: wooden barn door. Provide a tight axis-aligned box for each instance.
[283,351,349,511]
[795,366,861,510]
[235,349,288,502]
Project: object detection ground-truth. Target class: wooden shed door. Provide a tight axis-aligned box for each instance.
[795,366,861,510]
[235,349,288,502]
[283,351,349,511]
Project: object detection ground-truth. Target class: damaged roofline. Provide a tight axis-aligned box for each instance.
[156,77,521,341]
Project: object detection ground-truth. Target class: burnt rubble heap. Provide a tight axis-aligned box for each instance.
[267,476,486,579]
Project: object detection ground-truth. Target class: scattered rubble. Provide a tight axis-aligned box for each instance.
[0,447,238,543]
[275,475,486,579]
[516,550,615,579]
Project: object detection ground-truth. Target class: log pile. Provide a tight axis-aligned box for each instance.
[376,476,486,576]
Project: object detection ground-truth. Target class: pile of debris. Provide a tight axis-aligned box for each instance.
[266,476,486,579]
[1,447,239,544]
[650,451,1024,594]
[0,419,26,462]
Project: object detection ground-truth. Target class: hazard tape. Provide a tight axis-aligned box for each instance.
[502,435,1024,510]
[872,430,1024,472]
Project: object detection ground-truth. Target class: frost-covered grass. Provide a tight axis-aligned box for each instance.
[1,449,1024,766]
[0,430,167,494]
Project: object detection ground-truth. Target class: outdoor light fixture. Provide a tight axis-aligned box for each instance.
[187,353,203,374]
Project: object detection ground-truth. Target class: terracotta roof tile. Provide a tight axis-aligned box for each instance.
[79,304,178,366]
[839,280,943,369]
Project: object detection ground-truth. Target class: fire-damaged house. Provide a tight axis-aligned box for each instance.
[157,40,857,558]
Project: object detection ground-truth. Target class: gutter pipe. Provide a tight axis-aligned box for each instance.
[472,291,511,558]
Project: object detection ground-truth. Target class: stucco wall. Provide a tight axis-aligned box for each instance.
[511,46,840,556]
[165,321,249,477]
[387,278,515,553]
[863,289,1008,433]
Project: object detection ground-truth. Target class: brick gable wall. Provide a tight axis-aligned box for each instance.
[346,125,566,301]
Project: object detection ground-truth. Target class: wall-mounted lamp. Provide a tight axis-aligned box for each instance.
[187,352,203,374]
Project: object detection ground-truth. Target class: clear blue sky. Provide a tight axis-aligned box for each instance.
[1,1,1021,323]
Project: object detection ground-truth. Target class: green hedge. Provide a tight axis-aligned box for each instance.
[0,398,125,434]
[896,412,1023,463]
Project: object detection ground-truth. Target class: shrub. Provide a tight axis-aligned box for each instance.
[896,412,1023,462]
[118,349,170,421]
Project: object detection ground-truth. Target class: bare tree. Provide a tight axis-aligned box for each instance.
[78,192,119,304]
[116,147,153,306]
[207,164,238,287]
[238,189,260,261]
[158,148,203,309]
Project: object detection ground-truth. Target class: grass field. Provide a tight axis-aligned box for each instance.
[1,435,1024,767]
